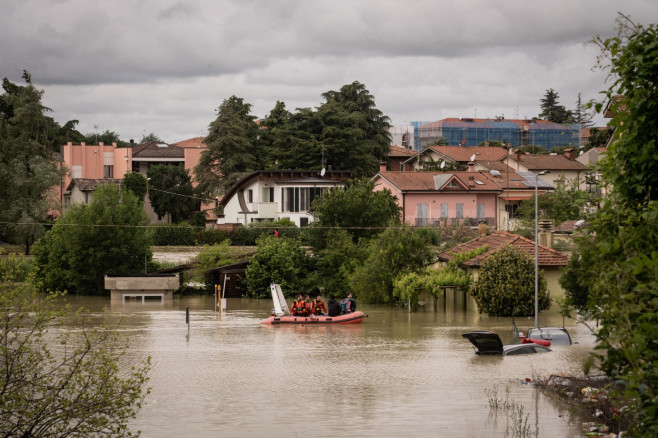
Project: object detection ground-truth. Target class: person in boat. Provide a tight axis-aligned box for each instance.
[291,294,310,317]
[327,294,341,317]
[311,294,327,316]
[341,293,357,314]
[290,294,311,316]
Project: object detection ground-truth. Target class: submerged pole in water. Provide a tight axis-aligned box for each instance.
[186,306,190,335]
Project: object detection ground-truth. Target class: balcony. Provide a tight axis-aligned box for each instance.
[414,217,495,227]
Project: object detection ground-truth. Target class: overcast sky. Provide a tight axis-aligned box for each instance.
[2,0,657,144]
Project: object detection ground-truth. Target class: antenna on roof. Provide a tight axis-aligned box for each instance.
[440,160,446,169]
[470,154,476,161]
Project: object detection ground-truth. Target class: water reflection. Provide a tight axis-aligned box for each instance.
[58,295,594,437]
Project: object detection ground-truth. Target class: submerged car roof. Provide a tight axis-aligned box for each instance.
[526,327,572,345]
[463,330,552,356]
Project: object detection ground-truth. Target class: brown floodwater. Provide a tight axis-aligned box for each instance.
[62,294,596,437]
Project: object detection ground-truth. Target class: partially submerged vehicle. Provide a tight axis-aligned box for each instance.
[525,326,572,345]
[260,284,367,325]
[462,331,552,356]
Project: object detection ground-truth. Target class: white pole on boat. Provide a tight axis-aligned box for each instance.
[221,275,229,311]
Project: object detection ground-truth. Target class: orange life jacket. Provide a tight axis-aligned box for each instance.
[311,300,327,315]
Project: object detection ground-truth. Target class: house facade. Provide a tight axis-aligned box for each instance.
[402,146,508,172]
[218,170,353,227]
[436,231,569,307]
[502,149,589,190]
[58,139,208,223]
[373,166,551,231]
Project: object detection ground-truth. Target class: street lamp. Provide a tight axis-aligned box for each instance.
[534,170,549,328]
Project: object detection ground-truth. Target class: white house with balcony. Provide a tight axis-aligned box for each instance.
[217,170,353,227]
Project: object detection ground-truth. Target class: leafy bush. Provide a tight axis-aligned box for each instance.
[0,252,34,282]
[195,228,232,245]
[149,223,196,246]
[245,235,315,298]
[470,245,551,317]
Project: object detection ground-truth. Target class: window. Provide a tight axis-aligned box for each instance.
[417,203,427,226]
[282,187,324,212]
[456,203,464,219]
[262,187,274,202]
[248,189,253,203]
[300,217,309,227]
[103,165,113,178]
[440,203,449,218]
[477,203,485,220]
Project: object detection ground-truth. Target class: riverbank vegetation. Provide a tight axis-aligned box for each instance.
[558,15,658,436]
[0,253,151,437]
[32,184,151,294]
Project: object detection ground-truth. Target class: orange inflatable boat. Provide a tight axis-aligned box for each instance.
[261,284,367,325]
[260,311,367,325]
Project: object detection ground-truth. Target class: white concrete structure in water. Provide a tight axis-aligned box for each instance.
[105,274,179,303]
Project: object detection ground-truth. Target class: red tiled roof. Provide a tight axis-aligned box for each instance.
[377,171,501,191]
[132,141,184,159]
[510,154,589,171]
[174,136,205,148]
[437,231,568,267]
[65,178,122,193]
[388,145,417,157]
[427,146,508,162]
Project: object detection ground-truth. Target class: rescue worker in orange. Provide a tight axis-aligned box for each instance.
[311,294,327,316]
[291,293,311,317]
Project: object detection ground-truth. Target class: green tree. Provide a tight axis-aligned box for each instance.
[515,175,592,225]
[318,81,391,177]
[147,164,196,223]
[0,257,150,437]
[577,15,658,435]
[585,127,613,150]
[33,184,151,294]
[0,72,67,254]
[313,229,365,297]
[538,88,575,124]
[83,129,129,147]
[307,177,401,249]
[470,246,551,316]
[573,92,594,128]
[347,225,435,304]
[122,171,147,202]
[393,246,487,311]
[195,96,259,194]
[139,132,163,143]
[244,235,315,298]
[517,145,549,155]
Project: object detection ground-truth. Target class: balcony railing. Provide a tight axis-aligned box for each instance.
[414,217,495,227]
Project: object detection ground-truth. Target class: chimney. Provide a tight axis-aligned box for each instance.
[379,161,387,173]
[467,161,475,172]
[129,139,135,148]
[478,221,488,237]
[563,148,576,160]
[514,150,522,162]
[538,219,554,249]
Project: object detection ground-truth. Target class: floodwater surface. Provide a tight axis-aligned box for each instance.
[64,294,595,437]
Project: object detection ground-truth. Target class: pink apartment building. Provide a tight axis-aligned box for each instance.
[58,138,209,222]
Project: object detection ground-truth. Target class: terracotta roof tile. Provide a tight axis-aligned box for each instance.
[65,178,122,192]
[388,145,417,157]
[378,171,503,191]
[427,146,508,162]
[437,231,568,267]
[174,136,205,148]
[512,154,589,171]
[132,141,184,158]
